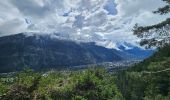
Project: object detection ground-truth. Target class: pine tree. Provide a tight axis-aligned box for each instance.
[133,0,170,48]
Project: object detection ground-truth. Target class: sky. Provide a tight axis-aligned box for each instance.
[0,0,169,43]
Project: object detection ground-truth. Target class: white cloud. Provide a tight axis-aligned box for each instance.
[0,0,169,44]
[108,0,169,43]
[0,18,27,36]
[0,0,27,36]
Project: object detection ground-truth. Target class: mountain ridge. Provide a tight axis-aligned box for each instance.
[0,33,122,72]
[0,33,154,73]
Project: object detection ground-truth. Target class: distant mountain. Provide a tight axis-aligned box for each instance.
[116,42,154,59]
[41,32,154,59]
[0,33,123,73]
[0,33,154,73]
[96,41,154,60]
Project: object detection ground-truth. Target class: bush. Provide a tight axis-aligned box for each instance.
[1,68,124,100]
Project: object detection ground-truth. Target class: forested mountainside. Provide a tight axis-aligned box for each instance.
[117,44,170,100]
[0,33,153,73]
[0,33,123,73]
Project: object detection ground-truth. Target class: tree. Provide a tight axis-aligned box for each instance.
[133,0,170,48]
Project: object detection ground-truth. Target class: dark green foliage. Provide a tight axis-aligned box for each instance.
[117,45,170,100]
[0,68,124,100]
[154,0,170,15]
[0,69,42,100]
[129,44,170,71]
[154,5,170,14]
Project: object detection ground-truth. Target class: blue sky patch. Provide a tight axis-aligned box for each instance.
[104,0,117,15]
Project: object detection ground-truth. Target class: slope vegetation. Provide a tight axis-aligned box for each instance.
[117,45,170,100]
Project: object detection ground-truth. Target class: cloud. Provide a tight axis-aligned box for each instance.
[10,0,50,17]
[0,18,27,36]
[107,0,170,43]
[0,0,169,43]
[0,0,27,36]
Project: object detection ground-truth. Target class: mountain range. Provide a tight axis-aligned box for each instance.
[0,33,154,73]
